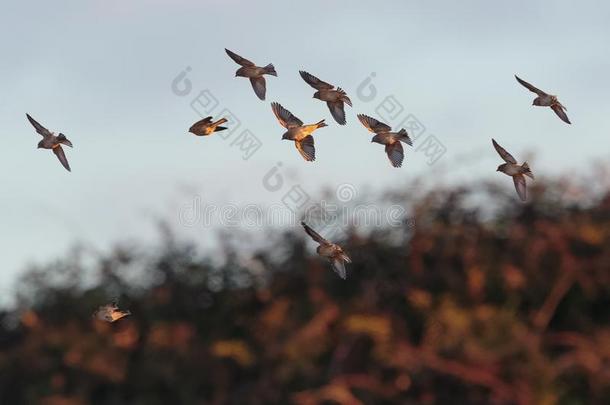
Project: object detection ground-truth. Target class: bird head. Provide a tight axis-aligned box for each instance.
[496,165,503,172]
[313,91,321,100]
[282,133,290,140]
[37,140,44,149]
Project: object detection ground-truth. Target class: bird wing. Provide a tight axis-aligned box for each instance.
[385,142,404,168]
[357,114,391,133]
[513,175,527,202]
[515,75,547,96]
[327,101,346,125]
[224,48,255,66]
[110,310,131,322]
[301,221,330,245]
[299,70,333,90]
[295,136,315,161]
[193,116,213,125]
[551,104,571,124]
[492,139,517,164]
[53,145,71,172]
[271,102,303,128]
[331,258,347,280]
[250,77,267,100]
[26,113,52,137]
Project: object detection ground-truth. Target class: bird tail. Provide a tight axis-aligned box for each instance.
[336,87,352,107]
[522,162,534,179]
[263,64,277,77]
[315,119,327,129]
[397,128,413,146]
[57,133,73,148]
[341,252,352,263]
[212,118,228,126]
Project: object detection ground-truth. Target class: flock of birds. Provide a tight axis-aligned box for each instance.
[26,48,572,319]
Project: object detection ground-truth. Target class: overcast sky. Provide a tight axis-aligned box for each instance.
[1,0,609,294]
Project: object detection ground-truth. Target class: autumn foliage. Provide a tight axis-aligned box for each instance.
[1,182,610,405]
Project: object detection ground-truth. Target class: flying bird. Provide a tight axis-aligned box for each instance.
[93,302,131,323]
[189,116,228,136]
[26,113,73,172]
[357,114,412,168]
[492,138,534,202]
[515,75,571,124]
[225,48,277,100]
[271,102,327,162]
[299,70,352,125]
[301,221,352,280]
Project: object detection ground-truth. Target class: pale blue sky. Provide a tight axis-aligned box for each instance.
[1,0,610,295]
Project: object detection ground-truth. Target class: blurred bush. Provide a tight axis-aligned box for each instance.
[1,180,610,405]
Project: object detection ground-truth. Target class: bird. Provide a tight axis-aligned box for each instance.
[515,75,571,124]
[299,70,352,125]
[189,116,228,136]
[357,114,412,167]
[26,113,73,172]
[225,48,277,100]
[93,302,131,323]
[301,221,352,279]
[271,102,327,162]
[492,138,534,202]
